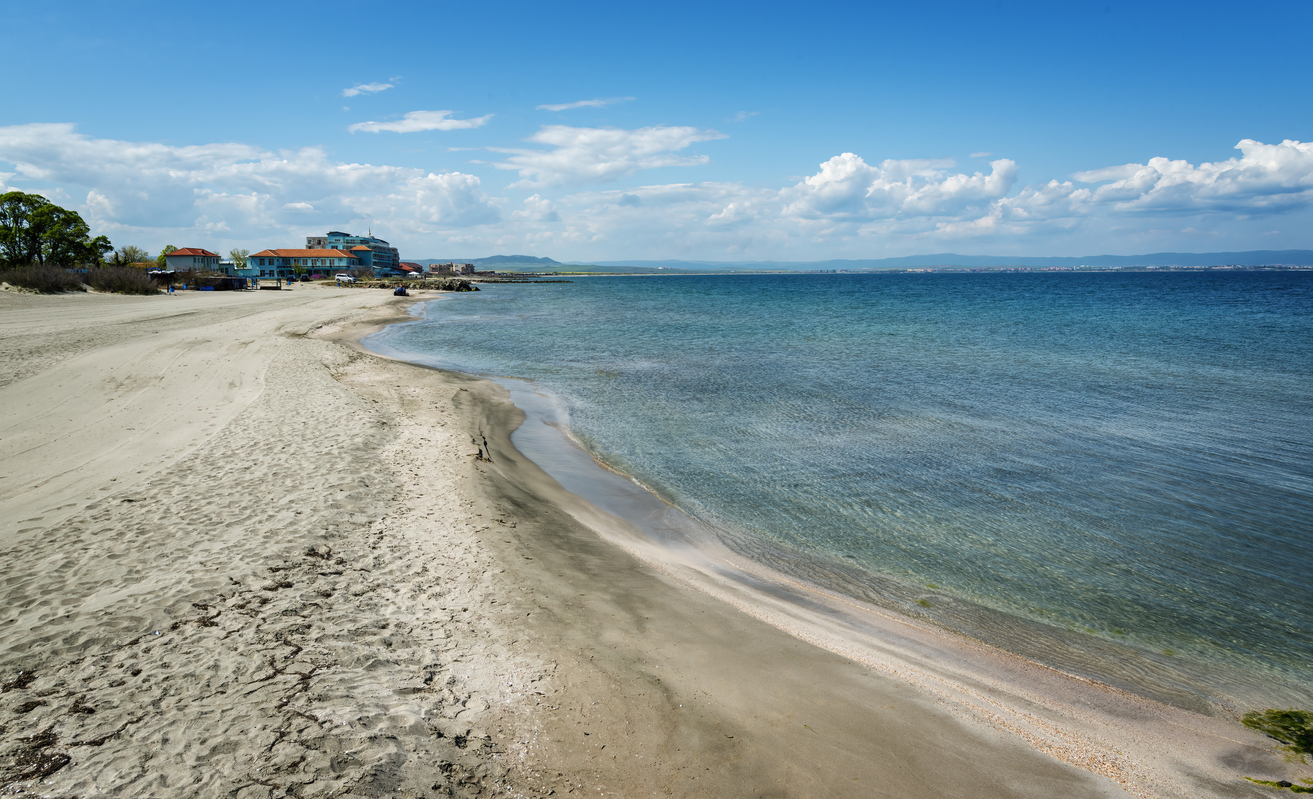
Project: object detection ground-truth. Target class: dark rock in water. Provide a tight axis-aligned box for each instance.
[430,278,477,292]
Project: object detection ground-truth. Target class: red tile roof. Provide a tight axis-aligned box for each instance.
[250,249,359,258]
[167,247,219,257]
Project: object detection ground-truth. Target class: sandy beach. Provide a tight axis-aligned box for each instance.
[0,285,1301,798]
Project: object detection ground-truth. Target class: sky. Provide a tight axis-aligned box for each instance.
[2,0,1311,263]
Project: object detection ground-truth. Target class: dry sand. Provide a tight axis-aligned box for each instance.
[0,285,1302,797]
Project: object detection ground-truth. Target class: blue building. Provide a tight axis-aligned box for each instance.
[249,248,362,279]
[306,231,400,275]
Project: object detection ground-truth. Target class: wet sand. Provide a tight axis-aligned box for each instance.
[0,285,1298,797]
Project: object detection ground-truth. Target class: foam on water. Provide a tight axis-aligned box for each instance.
[366,271,1313,712]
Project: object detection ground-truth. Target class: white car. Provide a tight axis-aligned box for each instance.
[334,274,356,283]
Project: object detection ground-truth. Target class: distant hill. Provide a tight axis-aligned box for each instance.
[584,250,1313,270]
[411,255,560,267]
[408,250,1313,272]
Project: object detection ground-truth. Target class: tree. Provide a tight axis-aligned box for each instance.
[0,191,110,269]
[87,235,114,264]
[229,248,249,270]
[113,245,151,266]
[157,245,177,269]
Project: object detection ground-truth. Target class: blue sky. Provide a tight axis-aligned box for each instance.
[2,0,1311,262]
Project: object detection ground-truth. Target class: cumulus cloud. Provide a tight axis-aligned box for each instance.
[380,172,501,227]
[348,110,493,134]
[1072,138,1313,213]
[342,82,393,97]
[4,121,1310,260]
[510,194,560,223]
[536,97,635,112]
[491,125,727,186]
[0,123,501,238]
[781,153,1017,221]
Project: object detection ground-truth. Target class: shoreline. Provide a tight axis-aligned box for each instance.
[365,293,1310,797]
[0,286,1298,797]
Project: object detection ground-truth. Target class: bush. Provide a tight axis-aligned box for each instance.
[2,265,85,293]
[86,266,160,295]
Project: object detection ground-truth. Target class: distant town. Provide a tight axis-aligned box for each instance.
[169,231,484,281]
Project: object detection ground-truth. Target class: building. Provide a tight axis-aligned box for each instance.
[249,249,361,279]
[165,248,221,272]
[306,231,400,274]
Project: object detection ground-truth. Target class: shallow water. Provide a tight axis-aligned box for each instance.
[367,271,1313,711]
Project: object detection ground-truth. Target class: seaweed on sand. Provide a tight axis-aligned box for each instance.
[1243,709,1313,759]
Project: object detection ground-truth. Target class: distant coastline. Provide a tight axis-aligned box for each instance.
[404,249,1313,276]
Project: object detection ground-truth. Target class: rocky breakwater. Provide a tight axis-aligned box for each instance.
[353,278,479,292]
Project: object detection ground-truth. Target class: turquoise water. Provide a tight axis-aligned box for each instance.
[368,272,1313,711]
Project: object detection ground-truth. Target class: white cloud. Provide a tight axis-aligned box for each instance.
[490,125,727,186]
[781,153,1017,221]
[510,194,560,223]
[536,97,635,112]
[732,111,760,122]
[4,122,1311,261]
[970,151,993,158]
[1073,139,1313,213]
[0,123,502,244]
[348,110,493,134]
[342,82,393,98]
[379,172,501,227]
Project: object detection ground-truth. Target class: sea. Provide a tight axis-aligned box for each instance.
[365,271,1313,714]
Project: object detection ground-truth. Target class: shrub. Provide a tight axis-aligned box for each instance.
[2,265,85,293]
[86,266,161,295]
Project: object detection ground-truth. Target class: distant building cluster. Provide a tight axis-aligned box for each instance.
[159,230,413,281]
[428,262,475,275]
[306,231,400,273]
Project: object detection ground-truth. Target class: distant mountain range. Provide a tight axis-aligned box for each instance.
[401,249,1313,271]
[408,250,1313,271]
[581,250,1313,270]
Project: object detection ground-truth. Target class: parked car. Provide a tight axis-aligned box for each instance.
[299,274,311,282]
[334,274,356,283]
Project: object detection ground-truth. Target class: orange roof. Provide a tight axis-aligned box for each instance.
[168,247,219,257]
[250,249,359,258]
[350,245,371,251]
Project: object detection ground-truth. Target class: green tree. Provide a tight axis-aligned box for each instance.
[157,245,177,269]
[0,191,113,268]
[87,235,114,264]
[229,248,250,270]
[113,245,151,266]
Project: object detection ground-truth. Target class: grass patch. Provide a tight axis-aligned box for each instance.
[3,266,85,293]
